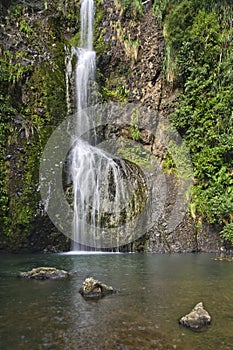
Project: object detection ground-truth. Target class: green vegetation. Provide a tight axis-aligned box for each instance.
[101,83,130,102]
[0,1,67,249]
[0,47,32,243]
[0,95,14,236]
[152,0,170,24]
[1,0,232,250]
[0,50,31,85]
[114,19,140,64]
[117,141,153,169]
[95,1,140,102]
[154,0,233,243]
[115,0,144,18]
[130,108,141,141]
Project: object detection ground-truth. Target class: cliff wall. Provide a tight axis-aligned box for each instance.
[0,0,221,252]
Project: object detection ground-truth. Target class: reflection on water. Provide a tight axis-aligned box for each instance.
[0,253,233,349]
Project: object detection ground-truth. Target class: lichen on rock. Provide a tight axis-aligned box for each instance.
[19,266,70,280]
[79,277,117,298]
[179,302,211,329]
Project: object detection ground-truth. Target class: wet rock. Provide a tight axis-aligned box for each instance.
[79,277,117,298]
[19,267,70,280]
[179,302,211,329]
[214,257,233,261]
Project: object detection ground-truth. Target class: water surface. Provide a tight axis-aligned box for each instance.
[0,253,232,349]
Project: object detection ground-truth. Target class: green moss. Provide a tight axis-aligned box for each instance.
[101,83,129,102]
[162,151,178,175]
[116,0,144,19]
[69,31,80,47]
[0,96,15,237]
[0,1,71,250]
[98,64,130,102]
[117,141,153,169]
[130,108,141,141]
[94,0,107,54]
[20,18,33,34]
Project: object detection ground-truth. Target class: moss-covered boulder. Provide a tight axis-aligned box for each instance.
[179,302,211,329]
[79,277,117,298]
[19,267,70,280]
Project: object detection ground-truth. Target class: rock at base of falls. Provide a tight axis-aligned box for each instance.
[179,302,211,329]
[79,277,117,298]
[19,267,70,280]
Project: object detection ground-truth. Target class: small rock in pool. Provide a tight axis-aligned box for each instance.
[179,302,211,329]
[79,277,117,298]
[19,267,70,280]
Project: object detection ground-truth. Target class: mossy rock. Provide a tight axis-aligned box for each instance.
[213,257,233,262]
[179,302,211,329]
[19,267,70,280]
[79,277,117,298]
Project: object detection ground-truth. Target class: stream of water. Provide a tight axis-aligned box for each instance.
[0,253,232,349]
[70,0,139,251]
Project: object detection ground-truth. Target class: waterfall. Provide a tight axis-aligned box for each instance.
[40,0,193,255]
[70,0,138,251]
[70,0,95,250]
[80,0,94,50]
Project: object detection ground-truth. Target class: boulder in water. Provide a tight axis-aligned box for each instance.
[19,267,70,280]
[179,302,211,329]
[79,277,117,298]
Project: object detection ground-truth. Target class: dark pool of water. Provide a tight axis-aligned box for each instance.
[0,252,232,349]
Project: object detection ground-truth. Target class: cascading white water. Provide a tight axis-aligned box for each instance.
[70,0,137,250]
[71,0,96,250]
[71,140,136,249]
[80,0,94,50]
[73,47,96,135]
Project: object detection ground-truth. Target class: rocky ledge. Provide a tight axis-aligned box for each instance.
[79,277,117,298]
[19,267,70,280]
[179,302,211,329]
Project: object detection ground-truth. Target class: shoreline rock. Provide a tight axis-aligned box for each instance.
[179,302,211,329]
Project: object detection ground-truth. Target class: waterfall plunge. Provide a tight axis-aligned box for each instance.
[70,0,136,251]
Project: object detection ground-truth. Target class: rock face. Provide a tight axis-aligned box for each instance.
[179,302,211,329]
[0,0,223,253]
[99,1,164,110]
[19,267,70,280]
[79,277,117,298]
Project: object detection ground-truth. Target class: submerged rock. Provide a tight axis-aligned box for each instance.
[179,302,211,329]
[19,267,70,280]
[214,257,233,261]
[79,277,117,298]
